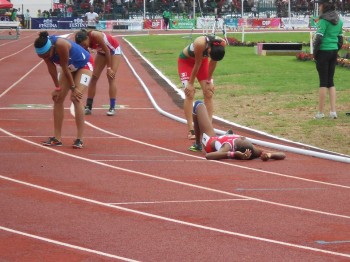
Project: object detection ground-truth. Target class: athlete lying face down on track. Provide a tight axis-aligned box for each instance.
[189,101,286,161]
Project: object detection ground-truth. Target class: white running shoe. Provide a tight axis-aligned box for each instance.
[329,112,337,119]
[107,108,115,116]
[314,112,325,119]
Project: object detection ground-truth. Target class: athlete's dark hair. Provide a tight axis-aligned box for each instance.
[34,31,49,48]
[75,29,89,44]
[210,42,225,61]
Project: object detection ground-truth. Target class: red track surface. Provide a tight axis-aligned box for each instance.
[1,31,350,261]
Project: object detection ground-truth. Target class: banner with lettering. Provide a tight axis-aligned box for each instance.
[170,19,195,29]
[143,19,163,29]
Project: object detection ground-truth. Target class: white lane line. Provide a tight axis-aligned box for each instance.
[1,128,350,221]
[0,60,43,99]
[109,198,251,205]
[316,240,350,245]
[83,119,350,190]
[0,226,138,262]
[235,188,325,191]
[0,43,33,62]
[1,174,350,259]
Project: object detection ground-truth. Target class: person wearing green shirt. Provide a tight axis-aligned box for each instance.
[10,8,17,21]
[162,9,171,30]
[313,0,343,119]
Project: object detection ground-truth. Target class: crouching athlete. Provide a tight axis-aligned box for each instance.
[189,100,286,161]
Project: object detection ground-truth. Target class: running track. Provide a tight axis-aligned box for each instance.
[1,30,350,261]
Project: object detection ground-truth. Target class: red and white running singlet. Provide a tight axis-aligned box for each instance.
[202,133,241,153]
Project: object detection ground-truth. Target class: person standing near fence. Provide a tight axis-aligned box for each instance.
[162,8,171,30]
[84,6,99,29]
[178,35,226,140]
[24,9,31,29]
[75,29,121,116]
[313,0,343,119]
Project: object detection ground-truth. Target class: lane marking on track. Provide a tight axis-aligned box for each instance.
[1,127,350,222]
[0,60,43,99]
[0,226,138,262]
[109,198,251,205]
[0,106,153,110]
[235,187,325,192]
[0,43,33,62]
[316,240,350,245]
[1,174,350,259]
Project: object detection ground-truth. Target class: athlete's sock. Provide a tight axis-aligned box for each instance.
[110,98,116,109]
[86,98,94,110]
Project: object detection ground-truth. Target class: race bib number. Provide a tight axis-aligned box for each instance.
[80,74,91,86]
[202,133,210,147]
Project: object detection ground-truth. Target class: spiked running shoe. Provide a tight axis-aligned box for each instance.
[72,139,84,149]
[106,108,116,116]
[42,137,62,147]
[189,143,202,152]
[84,107,92,115]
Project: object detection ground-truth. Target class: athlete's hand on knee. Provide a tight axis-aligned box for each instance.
[51,90,61,102]
[184,83,195,96]
[107,68,115,79]
[207,83,215,95]
[71,89,83,102]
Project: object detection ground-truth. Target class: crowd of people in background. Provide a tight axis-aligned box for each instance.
[3,0,350,23]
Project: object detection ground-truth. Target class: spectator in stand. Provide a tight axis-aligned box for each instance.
[84,6,99,29]
[67,5,73,17]
[37,9,42,18]
[24,9,31,29]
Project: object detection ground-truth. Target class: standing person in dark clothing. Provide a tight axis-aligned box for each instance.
[313,0,343,119]
[162,8,171,30]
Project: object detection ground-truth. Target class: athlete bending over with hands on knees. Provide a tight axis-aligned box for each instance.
[178,35,226,140]
[189,101,286,161]
[75,28,121,116]
[34,31,94,149]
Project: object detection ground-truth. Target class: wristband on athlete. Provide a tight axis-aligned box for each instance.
[227,151,235,159]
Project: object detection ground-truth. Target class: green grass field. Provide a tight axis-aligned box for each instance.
[124,32,350,155]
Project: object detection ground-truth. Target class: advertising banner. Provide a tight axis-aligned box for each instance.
[170,19,195,29]
[251,18,281,28]
[281,17,309,29]
[143,19,163,29]
[224,18,239,29]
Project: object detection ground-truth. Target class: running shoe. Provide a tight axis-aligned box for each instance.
[106,108,116,116]
[187,130,195,140]
[42,137,62,147]
[189,143,202,152]
[84,107,92,115]
[329,112,337,119]
[72,139,84,149]
[314,112,324,119]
